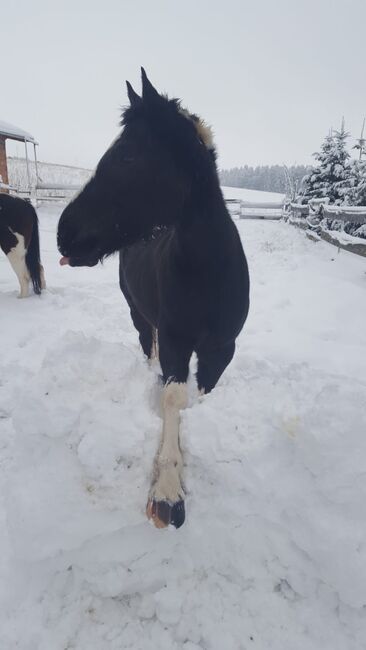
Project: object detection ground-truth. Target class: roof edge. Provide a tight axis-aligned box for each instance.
[0,120,38,145]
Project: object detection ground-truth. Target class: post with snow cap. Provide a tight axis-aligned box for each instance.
[0,120,38,194]
[33,142,39,187]
[24,138,31,193]
[0,135,9,190]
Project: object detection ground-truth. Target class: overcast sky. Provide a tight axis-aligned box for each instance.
[2,0,365,171]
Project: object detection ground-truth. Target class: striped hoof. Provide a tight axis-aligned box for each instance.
[146,498,185,529]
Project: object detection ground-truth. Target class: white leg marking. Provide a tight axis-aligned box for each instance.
[150,382,187,503]
[7,233,30,298]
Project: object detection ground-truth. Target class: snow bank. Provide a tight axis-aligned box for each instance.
[0,206,365,649]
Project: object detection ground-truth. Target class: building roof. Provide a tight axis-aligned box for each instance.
[0,120,37,144]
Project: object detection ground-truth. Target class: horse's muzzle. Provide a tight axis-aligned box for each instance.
[59,255,99,268]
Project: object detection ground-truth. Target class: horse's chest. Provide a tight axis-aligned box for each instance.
[162,272,226,329]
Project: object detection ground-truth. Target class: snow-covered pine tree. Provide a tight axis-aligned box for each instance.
[300,120,352,205]
[342,122,366,238]
[352,159,366,237]
[343,158,366,237]
[355,160,366,205]
[352,120,366,206]
[330,119,352,204]
[347,158,366,206]
[299,131,334,203]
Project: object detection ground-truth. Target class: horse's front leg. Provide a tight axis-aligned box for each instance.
[146,331,192,529]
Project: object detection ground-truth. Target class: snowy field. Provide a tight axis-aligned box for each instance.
[221,186,285,203]
[1,198,366,649]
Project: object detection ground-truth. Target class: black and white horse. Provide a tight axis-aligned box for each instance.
[0,194,45,298]
[57,69,250,528]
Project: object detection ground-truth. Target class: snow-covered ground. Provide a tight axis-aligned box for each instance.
[1,201,366,649]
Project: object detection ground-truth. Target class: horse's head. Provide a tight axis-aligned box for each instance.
[57,68,216,267]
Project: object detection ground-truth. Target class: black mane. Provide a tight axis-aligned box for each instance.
[121,92,217,180]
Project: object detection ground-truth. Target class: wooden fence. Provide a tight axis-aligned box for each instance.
[320,204,366,222]
[288,202,366,224]
[224,196,366,256]
[286,201,366,257]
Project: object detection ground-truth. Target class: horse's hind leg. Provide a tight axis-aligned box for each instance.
[147,329,192,529]
[7,233,30,298]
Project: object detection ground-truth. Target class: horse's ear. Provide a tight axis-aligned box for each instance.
[126,81,141,107]
[141,67,160,103]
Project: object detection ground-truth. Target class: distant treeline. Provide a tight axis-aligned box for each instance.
[219,165,308,194]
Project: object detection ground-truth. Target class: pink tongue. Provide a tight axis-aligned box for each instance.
[59,256,70,266]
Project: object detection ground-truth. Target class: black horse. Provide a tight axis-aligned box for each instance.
[0,194,45,297]
[57,69,250,528]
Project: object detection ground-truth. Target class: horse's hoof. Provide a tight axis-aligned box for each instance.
[146,498,185,529]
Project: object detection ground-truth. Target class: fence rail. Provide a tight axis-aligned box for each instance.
[289,202,366,224]
[223,197,366,256]
[321,205,366,222]
[289,203,310,217]
[225,198,284,220]
[36,182,82,191]
[287,201,366,257]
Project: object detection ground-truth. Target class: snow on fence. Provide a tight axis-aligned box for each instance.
[288,203,310,218]
[288,202,366,224]
[321,205,366,222]
[225,198,284,220]
[286,202,366,257]
[225,199,242,218]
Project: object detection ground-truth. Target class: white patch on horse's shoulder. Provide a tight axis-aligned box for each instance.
[179,107,215,151]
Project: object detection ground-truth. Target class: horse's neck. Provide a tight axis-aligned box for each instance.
[174,206,232,268]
